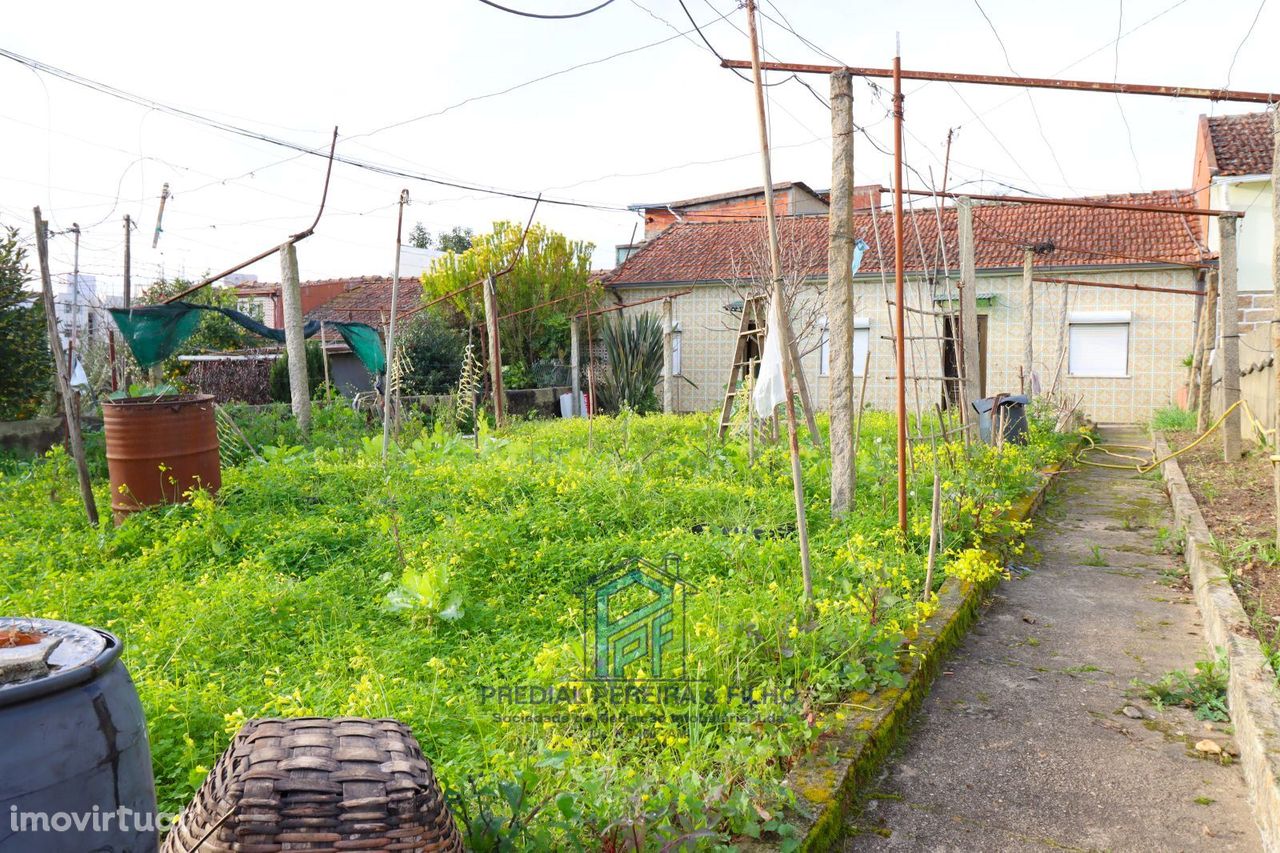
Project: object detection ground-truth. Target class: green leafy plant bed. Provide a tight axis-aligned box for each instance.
[0,410,1071,850]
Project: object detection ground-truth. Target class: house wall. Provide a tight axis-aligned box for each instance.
[1206,179,1274,297]
[612,265,1199,425]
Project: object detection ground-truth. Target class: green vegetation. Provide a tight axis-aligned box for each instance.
[1137,652,1230,722]
[1150,404,1197,432]
[0,226,52,420]
[420,221,596,374]
[595,313,664,415]
[0,409,1070,848]
[268,341,325,402]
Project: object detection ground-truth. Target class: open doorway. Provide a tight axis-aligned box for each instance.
[942,314,987,409]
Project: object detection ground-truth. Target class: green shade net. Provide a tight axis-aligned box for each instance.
[109,302,387,377]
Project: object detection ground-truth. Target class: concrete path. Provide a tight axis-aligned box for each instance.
[845,428,1263,852]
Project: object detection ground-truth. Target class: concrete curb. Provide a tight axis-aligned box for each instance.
[1156,435,1280,852]
[755,452,1072,852]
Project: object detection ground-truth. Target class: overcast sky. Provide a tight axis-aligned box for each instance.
[1,0,1274,303]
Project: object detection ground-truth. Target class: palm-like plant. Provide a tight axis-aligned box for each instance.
[595,313,663,414]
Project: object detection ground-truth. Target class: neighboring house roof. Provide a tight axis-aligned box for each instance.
[1203,112,1274,177]
[628,181,826,211]
[305,277,422,323]
[607,190,1209,285]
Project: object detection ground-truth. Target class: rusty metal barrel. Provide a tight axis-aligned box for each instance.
[101,394,221,522]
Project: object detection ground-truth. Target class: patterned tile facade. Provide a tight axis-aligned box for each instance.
[618,267,1200,425]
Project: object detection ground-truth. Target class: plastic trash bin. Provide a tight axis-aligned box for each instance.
[972,394,1029,445]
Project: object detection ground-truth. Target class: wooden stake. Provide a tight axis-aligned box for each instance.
[828,69,856,517]
[483,274,505,428]
[122,214,132,309]
[923,468,941,601]
[1022,247,1034,393]
[1220,215,1241,461]
[382,189,409,460]
[570,316,582,417]
[34,208,97,526]
[319,322,331,391]
[851,349,871,510]
[1186,281,1209,410]
[1197,271,1219,433]
[661,297,674,414]
[745,0,813,601]
[1271,108,1280,548]
[279,240,311,437]
[957,197,981,433]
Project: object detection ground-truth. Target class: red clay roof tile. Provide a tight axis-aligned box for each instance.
[606,190,1209,286]
[1205,112,1274,177]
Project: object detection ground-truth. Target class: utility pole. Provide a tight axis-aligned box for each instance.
[382,189,410,461]
[745,0,813,601]
[957,197,981,432]
[1022,247,1034,395]
[661,297,674,414]
[1220,215,1241,461]
[34,208,97,526]
[827,69,856,518]
[279,241,311,437]
[483,275,505,428]
[122,215,132,308]
[152,182,170,249]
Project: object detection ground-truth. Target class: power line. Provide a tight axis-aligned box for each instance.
[1112,0,1145,187]
[1224,0,1268,90]
[0,46,633,213]
[474,0,618,19]
[970,0,1077,194]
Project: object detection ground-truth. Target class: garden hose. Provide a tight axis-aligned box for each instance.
[1074,398,1251,474]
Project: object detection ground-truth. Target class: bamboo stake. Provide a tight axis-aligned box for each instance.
[34,208,97,526]
[923,469,941,601]
[851,349,872,510]
[382,189,409,460]
[745,0,813,602]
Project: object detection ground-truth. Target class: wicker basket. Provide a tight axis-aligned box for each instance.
[162,717,462,853]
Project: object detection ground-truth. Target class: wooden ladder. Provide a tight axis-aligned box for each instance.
[718,296,769,439]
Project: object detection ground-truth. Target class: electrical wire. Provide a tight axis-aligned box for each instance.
[1224,0,1268,90]
[970,0,1077,194]
[1112,0,1145,188]
[0,46,633,213]
[473,0,618,19]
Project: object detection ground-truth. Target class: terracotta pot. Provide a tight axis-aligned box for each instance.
[102,394,221,523]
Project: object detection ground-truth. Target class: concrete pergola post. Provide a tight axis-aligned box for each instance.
[279,241,311,437]
[827,69,856,516]
[570,316,582,417]
[1022,247,1034,394]
[1220,215,1241,461]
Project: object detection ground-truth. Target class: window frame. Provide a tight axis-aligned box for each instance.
[1066,311,1131,379]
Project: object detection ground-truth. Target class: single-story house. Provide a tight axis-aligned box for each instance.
[605,189,1212,425]
[1192,111,1275,333]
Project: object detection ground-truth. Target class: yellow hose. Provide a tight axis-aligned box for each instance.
[1075,399,1248,473]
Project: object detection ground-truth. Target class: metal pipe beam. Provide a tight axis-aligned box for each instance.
[719,59,1280,104]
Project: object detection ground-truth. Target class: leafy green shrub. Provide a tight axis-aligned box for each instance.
[268,342,324,402]
[1151,404,1196,432]
[595,312,662,414]
[399,312,464,396]
[0,227,52,420]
